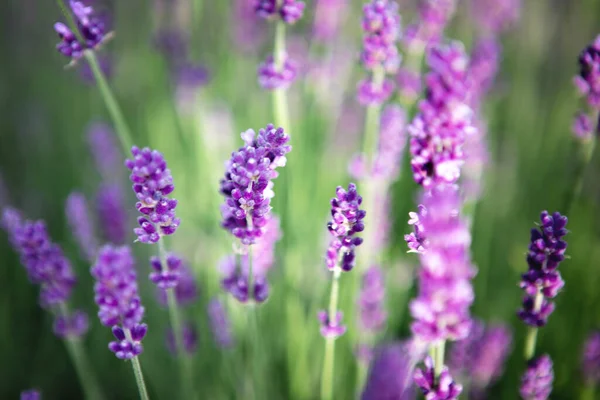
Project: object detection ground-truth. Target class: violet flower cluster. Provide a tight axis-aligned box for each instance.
[518,211,568,327]
[356,266,387,362]
[219,125,291,245]
[125,146,180,244]
[414,356,462,400]
[573,35,600,139]
[448,320,512,397]
[357,0,402,105]
[582,331,600,385]
[408,42,476,188]
[257,56,298,90]
[409,184,475,343]
[254,0,305,24]
[519,355,553,400]
[91,245,147,359]
[54,1,108,62]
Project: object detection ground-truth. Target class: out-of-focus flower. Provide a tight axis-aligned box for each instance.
[519,355,553,400]
[518,211,568,327]
[125,147,180,243]
[53,309,90,339]
[583,331,600,384]
[65,192,98,262]
[404,0,457,50]
[54,1,108,62]
[233,0,266,52]
[312,0,347,43]
[96,183,128,245]
[470,0,521,35]
[87,122,121,181]
[318,311,347,339]
[166,323,198,355]
[157,262,198,307]
[361,342,416,400]
[356,266,387,362]
[255,0,305,24]
[150,253,182,289]
[573,35,600,138]
[414,356,462,400]
[258,56,298,90]
[208,298,234,348]
[20,390,41,400]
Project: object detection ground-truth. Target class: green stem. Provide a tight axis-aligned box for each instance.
[129,355,150,400]
[84,50,134,155]
[434,341,446,378]
[524,290,543,361]
[321,268,342,400]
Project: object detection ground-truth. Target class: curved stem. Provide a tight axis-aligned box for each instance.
[524,290,543,361]
[320,268,341,400]
[84,50,134,155]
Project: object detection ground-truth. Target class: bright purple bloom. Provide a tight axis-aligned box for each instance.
[65,192,98,262]
[53,309,90,339]
[361,342,416,400]
[254,0,305,24]
[157,262,198,307]
[582,331,600,384]
[318,310,347,339]
[20,390,41,400]
[519,355,553,400]
[518,211,568,327]
[409,184,475,343]
[166,323,198,355]
[405,204,428,254]
[219,126,291,245]
[208,298,234,348]
[125,146,180,243]
[470,0,521,35]
[96,183,128,245]
[87,122,121,181]
[54,1,108,61]
[414,356,462,400]
[150,253,182,289]
[408,42,476,188]
[2,208,76,308]
[325,183,366,272]
[108,324,148,360]
[313,0,347,42]
[258,56,298,90]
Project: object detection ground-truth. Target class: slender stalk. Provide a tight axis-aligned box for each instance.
[158,240,194,399]
[434,341,446,378]
[83,50,134,155]
[321,268,342,400]
[524,290,543,361]
[129,356,150,400]
[272,20,291,130]
[58,304,105,400]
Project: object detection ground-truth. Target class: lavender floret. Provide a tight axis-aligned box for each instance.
[414,356,462,400]
[519,355,553,400]
[54,1,107,61]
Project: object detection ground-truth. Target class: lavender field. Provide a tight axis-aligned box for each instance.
[1,1,600,399]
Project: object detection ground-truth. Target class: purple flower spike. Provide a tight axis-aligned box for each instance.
[54,1,108,62]
[258,56,298,90]
[325,183,366,272]
[157,262,198,307]
[414,356,462,400]
[149,253,182,289]
[208,298,234,348]
[166,322,198,355]
[361,0,402,73]
[576,36,600,109]
[91,245,145,329]
[583,331,600,384]
[108,323,148,359]
[65,192,98,262]
[518,211,568,327]
[254,0,305,24]
[361,342,416,400]
[519,355,553,400]
[2,208,76,309]
[53,309,90,339]
[220,126,291,245]
[96,183,128,245]
[125,146,180,243]
[318,310,347,339]
[20,390,41,400]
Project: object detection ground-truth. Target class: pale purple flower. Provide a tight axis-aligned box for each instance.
[258,56,298,90]
[572,112,594,140]
[150,253,182,289]
[397,67,422,103]
[53,309,90,339]
[318,311,347,339]
[96,183,128,245]
[469,38,501,103]
[255,0,305,24]
[357,78,395,105]
[575,35,600,109]
[357,266,387,333]
[65,192,98,262]
[54,1,108,61]
[404,204,428,254]
[157,262,198,307]
[414,356,462,400]
[583,331,600,384]
[208,298,234,348]
[519,355,553,400]
[373,105,407,180]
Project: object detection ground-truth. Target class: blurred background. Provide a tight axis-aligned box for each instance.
[1,0,600,399]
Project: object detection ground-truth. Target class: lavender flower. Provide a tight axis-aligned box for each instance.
[157,262,198,307]
[150,253,182,289]
[91,245,147,359]
[409,184,475,343]
[87,122,121,181]
[53,309,90,339]
[219,126,291,245]
[358,0,402,105]
[96,183,128,245]
[573,112,594,140]
[65,192,98,262]
[583,331,600,384]
[313,0,347,42]
[258,56,298,90]
[125,147,180,243]
[573,35,600,138]
[20,390,41,400]
[397,67,422,104]
[408,42,475,188]
[208,298,234,348]
[469,38,501,103]
[414,356,462,400]
[325,183,366,272]
[166,323,198,355]
[361,342,416,400]
[470,0,521,35]
[404,204,428,254]
[2,208,76,308]
[254,0,305,24]
[403,0,456,51]
[54,1,108,61]
[518,211,568,327]
[318,311,347,339]
[519,355,553,400]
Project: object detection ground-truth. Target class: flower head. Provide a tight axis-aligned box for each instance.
[317,310,346,339]
[254,0,305,24]
[519,355,553,400]
[125,146,180,243]
[65,192,98,262]
[157,262,198,307]
[414,356,463,400]
[258,56,298,90]
[54,1,108,61]
[109,324,148,360]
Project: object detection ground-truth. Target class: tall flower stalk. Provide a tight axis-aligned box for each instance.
[319,183,366,400]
